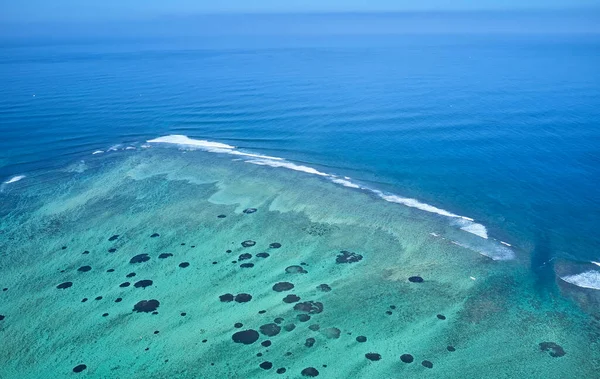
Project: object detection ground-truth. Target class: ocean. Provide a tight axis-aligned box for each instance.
[0,24,599,378]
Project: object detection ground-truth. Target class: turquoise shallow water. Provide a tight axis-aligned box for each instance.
[0,146,598,378]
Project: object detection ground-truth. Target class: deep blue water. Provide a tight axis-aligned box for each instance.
[1,33,599,269]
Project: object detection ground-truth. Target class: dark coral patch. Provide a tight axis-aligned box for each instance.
[297,314,311,322]
[0,315,5,320]
[305,337,316,347]
[158,253,173,259]
[78,265,91,272]
[323,327,341,339]
[133,299,160,313]
[115,298,122,303]
[109,235,119,241]
[269,243,281,249]
[134,280,153,288]
[260,362,273,370]
[240,263,254,268]
[234,322,243,328]
[235,293,252,303]
[285,265,307,274]
[335,250,363,264]
[260,323,281,337]
[57,282,72,289]
[274,317,284,324]
[283,294,300,303]
[317,284,331,292]
[422,360,433,368]
[539,342,566,357]
[232,329,259,344]
[120,282,131,288]
[356,336,367,343]
[437,314,446,320]
[108,248,117,253]
[130,254,150,264]
[408,276,424,283]
[217,214,227,218]
[273,282,294,292]
[126,272,136,278]
[301,367,319,377]
[219,293,234,302]
[72,364,87,373]
[95,296,103,301]
[284,323,296,331]
[261,340,271,347]
[243,208,257,214]
[400,354,414,363]
[238,253,252,261]
[309,324,320,331]
[179,262,190,268]
[447,346,456,352]
[256,252,270,258]
[106,269,115,272]
[82,251,90,255]
[150,233,160,238]
[294,301,323,314]
[366,353,381,361]
[102,313,109,317]
[276,368,286,374]
[81,298,88,303]
[241,240,256,247]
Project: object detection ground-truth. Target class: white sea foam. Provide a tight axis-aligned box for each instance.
[4,175,25,184]
[92,150,104,155]
[148,135,235,150]
[125,146,136,150]
[147,134,506,250]
[500,241,512,247]
[561,271,600,290]
[246,159,329,176]
[591,261,600,267]
[330,178,361,189]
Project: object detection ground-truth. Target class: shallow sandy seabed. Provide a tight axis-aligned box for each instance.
[0,148,598,378]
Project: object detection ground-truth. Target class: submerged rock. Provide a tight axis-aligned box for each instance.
[238,253,252,261]
[232,329,259,344]
[400,354,414,363]
[130,254,150,264]
[134,280,153,288]
[305,337,316,347]
[259,323,281,337]
[335,250,363,264]
[408,276,424,283]
[539,342,566,357]
[317,284,331,292]
[150,233,160,238]
[158,253,173,259]
[294,301,323,314]
[356,336,367,343]
[77,265,91,272]
[108,235,119,241]
[285,265,307,274]
[256,252,270,258]
[56,282,72,289]
[269,243,281,248]
[301,367,319,377]
[273,282,294,292]
[241,240,256,247]
[365,353,381,361]
[283,294,301,303]
[243,208,257,214]
[422,360,433,368]
[133,299,160,313]
[219,293,234,302]
[235,293,252,303]
[72,364,87,373]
